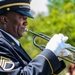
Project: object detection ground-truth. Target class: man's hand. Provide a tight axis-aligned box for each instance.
[45,33,72,58]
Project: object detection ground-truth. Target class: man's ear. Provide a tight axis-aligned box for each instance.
[0,16,8,24]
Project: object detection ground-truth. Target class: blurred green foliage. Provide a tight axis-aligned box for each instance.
[19,0,75,75]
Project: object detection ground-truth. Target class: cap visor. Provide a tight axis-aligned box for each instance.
[17,10,34,18]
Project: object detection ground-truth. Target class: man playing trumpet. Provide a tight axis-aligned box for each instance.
[0,0,72,75]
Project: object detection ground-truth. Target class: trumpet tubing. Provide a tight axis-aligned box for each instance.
[25,28,51,41]
[25,28,75,64]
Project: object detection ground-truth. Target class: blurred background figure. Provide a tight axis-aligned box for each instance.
[66,63,75,75]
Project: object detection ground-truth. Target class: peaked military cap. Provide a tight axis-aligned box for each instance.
[0,0,33,18]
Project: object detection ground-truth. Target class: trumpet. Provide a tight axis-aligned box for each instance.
[25,28,75,64]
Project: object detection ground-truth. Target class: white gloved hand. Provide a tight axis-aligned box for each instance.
[58,49,73,59]
[45,33,71,57]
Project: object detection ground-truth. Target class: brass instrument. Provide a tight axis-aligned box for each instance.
[25,28,75,64]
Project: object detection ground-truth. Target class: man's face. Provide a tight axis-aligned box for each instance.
[5,11,28,39]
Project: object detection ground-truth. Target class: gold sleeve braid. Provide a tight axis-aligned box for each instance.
[38,55,57,75]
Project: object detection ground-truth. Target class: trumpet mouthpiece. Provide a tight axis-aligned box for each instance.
[25,28,29,32]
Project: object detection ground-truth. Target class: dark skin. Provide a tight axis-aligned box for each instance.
[0,11,28,39]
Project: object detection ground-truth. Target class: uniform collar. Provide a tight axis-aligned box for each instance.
[0,29,20,46]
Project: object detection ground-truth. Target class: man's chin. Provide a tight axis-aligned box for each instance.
[18,33,24,39]
[21,33,24,37]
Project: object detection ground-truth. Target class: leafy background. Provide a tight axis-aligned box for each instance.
[19,0,75,75]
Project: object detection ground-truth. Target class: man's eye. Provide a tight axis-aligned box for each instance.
[19,16,27,20]
[23,16,27,19]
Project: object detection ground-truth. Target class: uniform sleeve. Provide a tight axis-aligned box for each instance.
[0,48,66,75]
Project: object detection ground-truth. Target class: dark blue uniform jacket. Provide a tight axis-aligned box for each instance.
[0,29,66,75]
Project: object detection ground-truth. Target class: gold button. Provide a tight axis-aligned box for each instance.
[11,42,15,45]
[6,8,10,11]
